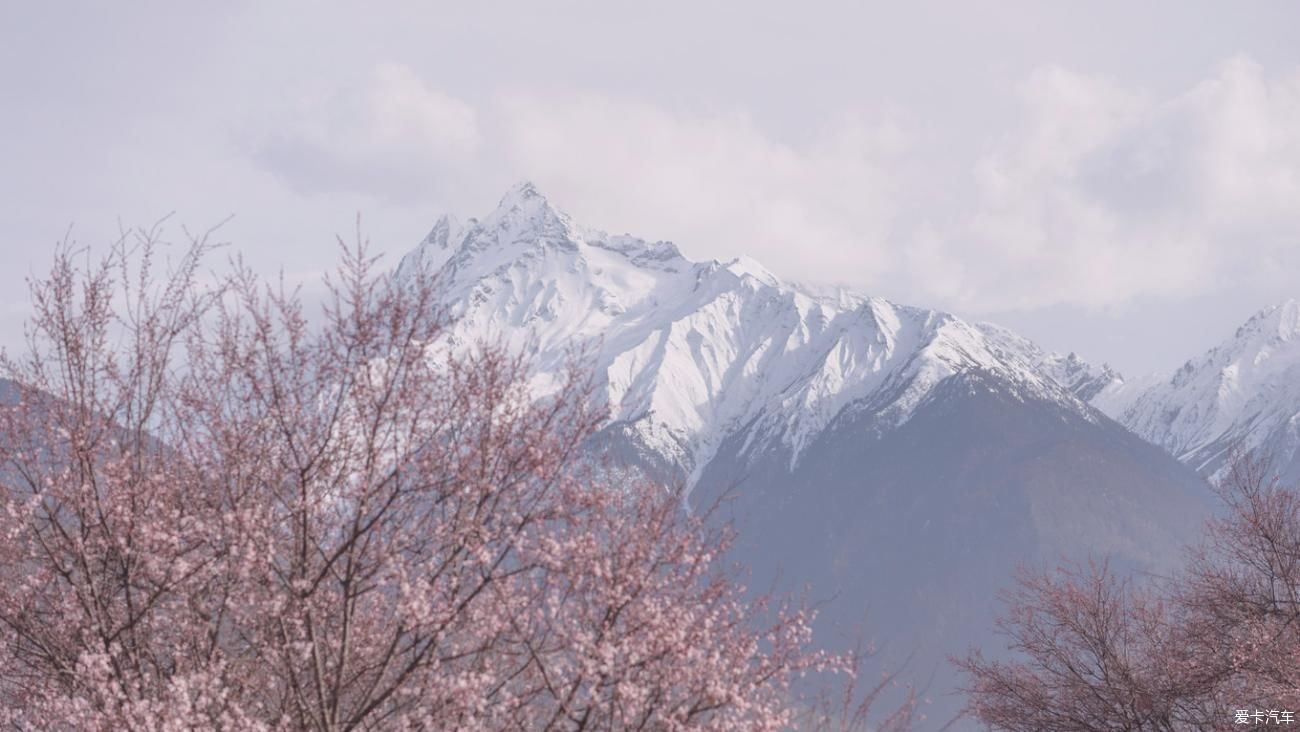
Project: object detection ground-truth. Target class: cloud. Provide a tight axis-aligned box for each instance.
[246,71,914,285]
[493,92,913,285]
[244,58,1300,313]
[930,57,1300,311]
[249,63,480,203]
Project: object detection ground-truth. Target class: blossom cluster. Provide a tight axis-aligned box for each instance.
[0,238,868,729]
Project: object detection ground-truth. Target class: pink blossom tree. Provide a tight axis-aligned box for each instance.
[958,457,1300,731]
[0,229,911,731]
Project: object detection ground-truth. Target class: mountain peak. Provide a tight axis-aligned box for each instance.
[499,180,545,207]
[724,256,779,286]
[396,184,1145,494]
[1267,298,1300,340]
[1111,297,1300,479]
[481,180,572,237]
[1233,298,1300,345]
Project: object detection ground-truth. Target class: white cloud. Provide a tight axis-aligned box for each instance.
[931,57,1300,311]
[249,63,480,203]
[245,59,1300,313]
[367,64,479,158]
[247,73,915,286]
[493,92,913,285]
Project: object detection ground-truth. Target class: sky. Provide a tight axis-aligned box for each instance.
[2,1,1300,375]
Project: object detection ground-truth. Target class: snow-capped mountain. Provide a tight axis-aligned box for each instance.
[398,183,1211,729]
[1101,300,1300,480]
[400,182,1120,484]
[1034,350,1124,403]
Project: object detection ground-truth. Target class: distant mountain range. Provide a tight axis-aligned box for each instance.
[1088,300,1300,482]
[396,183,1295,727]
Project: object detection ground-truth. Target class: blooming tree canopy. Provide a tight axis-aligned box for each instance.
[959,457,1300,731]
[0,230,903,731]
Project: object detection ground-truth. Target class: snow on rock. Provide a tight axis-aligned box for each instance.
[1107,300,1300,477]
[397,182,1110,484]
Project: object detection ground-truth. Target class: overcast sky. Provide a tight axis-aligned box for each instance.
[3,1,1300,375]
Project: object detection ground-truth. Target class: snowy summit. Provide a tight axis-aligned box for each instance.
[399,183,1117,486]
